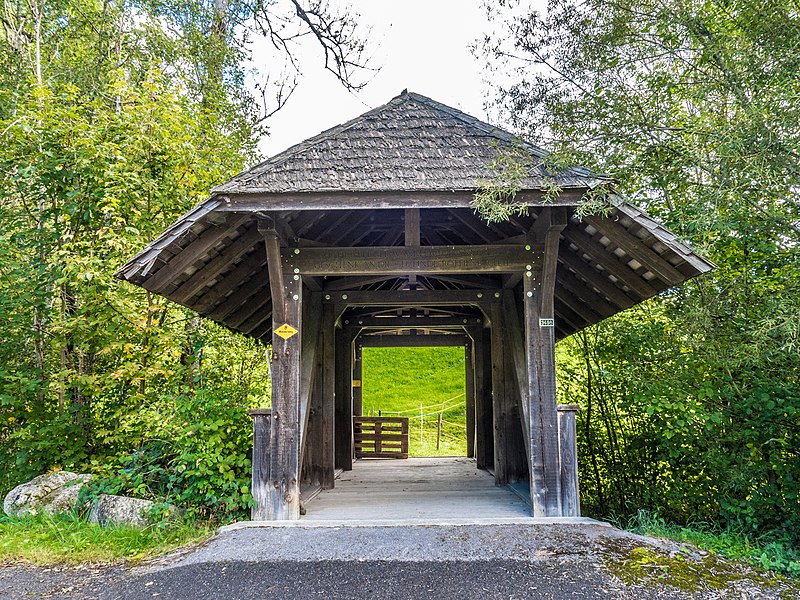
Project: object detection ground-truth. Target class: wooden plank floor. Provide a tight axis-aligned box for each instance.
[304,457,531,521]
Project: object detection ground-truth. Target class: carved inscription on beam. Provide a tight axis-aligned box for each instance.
[284,245,536,276]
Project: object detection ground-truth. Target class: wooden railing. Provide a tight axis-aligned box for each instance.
[353,416,409,459]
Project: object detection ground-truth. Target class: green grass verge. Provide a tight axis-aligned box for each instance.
[619,510,800,578]
[0,513,212,565]
[362,347,467,456]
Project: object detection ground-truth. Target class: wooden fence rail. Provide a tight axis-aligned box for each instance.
[354,416,409,459]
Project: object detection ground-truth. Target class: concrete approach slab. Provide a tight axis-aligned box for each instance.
[221,456,607,530]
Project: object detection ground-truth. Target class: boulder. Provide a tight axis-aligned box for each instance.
[88,494,168,527]
[3,471,93,517]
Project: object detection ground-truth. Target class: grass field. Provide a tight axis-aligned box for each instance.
[361,346,467,457]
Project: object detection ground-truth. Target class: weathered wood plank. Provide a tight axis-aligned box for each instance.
[582,215,684,283]
[142,215,249,293]
[343,316,483,328]
[357,334,469,347]
[265,232,302,520]
[558,404,581,517]
[490,299,510,485]
[557,242,636,309]
[322,289,494,307]
[321,302,336,488]
[467,325,494,470]
[285,245,536,276]
[561,226,656,297]
[524,229,564,517]
[352,344,363,417]
[334,328,356,471]
[298,291,323,479]
[216,189,585,211]
[465,342,476,458]
[170,227,261,303]
[193,250,266,313]
[249,409,271,520]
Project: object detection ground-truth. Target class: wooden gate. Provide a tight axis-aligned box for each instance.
[353,416,409,459]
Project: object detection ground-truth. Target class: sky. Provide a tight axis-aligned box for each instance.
[251,1,499,158]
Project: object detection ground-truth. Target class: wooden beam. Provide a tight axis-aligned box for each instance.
[324,275,399,291]
[555,287,604,325]
[207,277,268,322]
[142,216,249,293]
[298,291,323,476]
[170,227,261,303]
[193,250,266,314]
[264,230,302,520]
[558,404,581,517]
[523,227,563,516]
[352,345,363,417]
[334,328,357,471]
[465,343,476,459]
[217,189,586,211]
[558,243,636,309]
[561,226,657,298]
[227,296,269,330]
[557,268,618,318]
[285,245,536,276]
[321,303,336,488]
[357,334,469,348]
[467,326,494,470]
[342,316,482,328]
[323,289,495,307]
[582,215,684,283]
[236,302,272,334]
[306,302,336,489]
[249,409,271,520]
[405,208,420,246]
[445,208,497,243]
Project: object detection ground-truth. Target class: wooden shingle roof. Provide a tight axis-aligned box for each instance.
[213,91,605,196]
[115,91,713,342]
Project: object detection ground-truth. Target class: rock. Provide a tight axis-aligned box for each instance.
[88,494,174,527]
[3,471,93,517]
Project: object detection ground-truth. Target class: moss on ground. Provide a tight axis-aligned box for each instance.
[602,537,799,597]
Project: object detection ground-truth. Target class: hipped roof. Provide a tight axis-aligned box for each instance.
[115,91,713,341]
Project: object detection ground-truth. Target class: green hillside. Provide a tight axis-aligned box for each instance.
[361,347,467,456]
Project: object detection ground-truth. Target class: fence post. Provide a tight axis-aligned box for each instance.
[557,404,580,517]
[249,409,272,520]
[437,413,443,450]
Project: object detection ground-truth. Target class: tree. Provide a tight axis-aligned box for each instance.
[482,0,800,539]
[0,0,369,520]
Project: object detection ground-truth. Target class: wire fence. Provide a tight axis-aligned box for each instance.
[367,392,467,454]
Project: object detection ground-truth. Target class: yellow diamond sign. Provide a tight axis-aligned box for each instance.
[274,324,299,340]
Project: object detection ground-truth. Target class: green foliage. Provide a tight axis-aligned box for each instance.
[0,512,212,565]
[484,0,800,544]
[619,510,800,578]
[0,0,271,517]
[362,347,468,456]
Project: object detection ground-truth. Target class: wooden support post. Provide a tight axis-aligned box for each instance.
[248,409,271,521]
[470,326,493,470]
[523,209,567,517]
[298,291,323,475]
[335,328,356,470]
[304,298,332,490]
[489,296,528,484]
[558,404,580,517]
[352,344,363,417]
[465,341,476,458]
[321,303,336,488]
[263,229,303,520]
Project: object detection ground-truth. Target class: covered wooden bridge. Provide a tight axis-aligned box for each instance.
[116,91,712,520]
